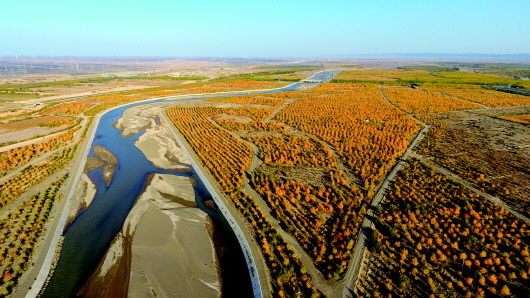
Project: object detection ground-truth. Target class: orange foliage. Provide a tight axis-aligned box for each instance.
[363,159,529,296]
[0,176,67,295]
[425,84,530,107]
[167,107,251,193]
[0,127,79,177]
[276,84,420,189]
[250,173,364,278]
[45,102,93,115]
[0,146,76,211]
[247,133,336,168]
[166,106,320,296]
[381,86,481,114]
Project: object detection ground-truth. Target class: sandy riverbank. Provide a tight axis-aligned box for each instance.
[114,104,155,138]
[65,145,115,226]
[66,173,97,225]
[135,124,190,171]
[78,173,221,297]
[115,103,191,171]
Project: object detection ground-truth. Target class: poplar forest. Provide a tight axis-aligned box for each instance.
[167,68,530,297]
[1,65,529,297]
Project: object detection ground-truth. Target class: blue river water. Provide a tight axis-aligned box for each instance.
[42,73,334,297]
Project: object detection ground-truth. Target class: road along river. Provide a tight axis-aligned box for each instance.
[38,72,336,297]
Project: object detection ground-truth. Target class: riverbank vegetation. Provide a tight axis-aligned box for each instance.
[0,68,313,296]
[0,128,78,178]
[167,106,321,297]
[0,175,68,296]
[0,145,77,212]
[168,82,423,290]
[82,78,288,116]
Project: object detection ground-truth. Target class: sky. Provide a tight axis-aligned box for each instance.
[2,0,530,57]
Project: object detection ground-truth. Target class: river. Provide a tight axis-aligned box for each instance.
[41,72,335,297]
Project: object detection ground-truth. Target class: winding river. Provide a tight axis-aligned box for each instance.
[42,72,335,297]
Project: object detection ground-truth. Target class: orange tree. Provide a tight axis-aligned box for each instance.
[250,171,365,280]
[44,102,94,115]
[381,86,481,114]
[0,145,77,211]
[246,133,336,167]
[167,106,321,297]
[206,83,422,279]
[358,159,529,297]
[0,176,68,295]
[0,128,79,177]
[415,114,530,218]
[276,83,420,189]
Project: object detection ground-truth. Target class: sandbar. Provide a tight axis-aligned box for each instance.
[92,145,118,186]
[78,174,220,297]
[115,103,191,171]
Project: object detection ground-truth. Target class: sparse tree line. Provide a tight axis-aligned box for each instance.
[0,128,79,178]
[416,114,530,218]
[0,145,77,212]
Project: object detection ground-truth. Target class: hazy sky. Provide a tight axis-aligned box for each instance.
[2,0,529,57]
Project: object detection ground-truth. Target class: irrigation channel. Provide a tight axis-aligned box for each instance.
[41,71,336,297]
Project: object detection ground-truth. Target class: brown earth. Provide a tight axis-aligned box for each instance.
[0,115,64,129]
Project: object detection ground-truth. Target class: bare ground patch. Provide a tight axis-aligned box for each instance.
[0,127,62,144]
[0,115,66,129]
[254,163,329,187]
[212,113,253,123]
[416,105,530,216]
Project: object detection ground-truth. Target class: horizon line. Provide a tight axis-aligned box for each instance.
[1,53,530,59]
